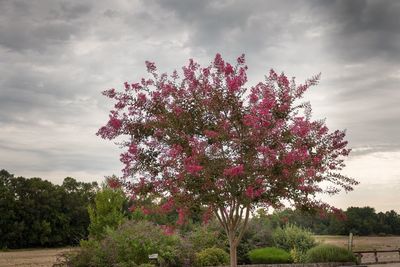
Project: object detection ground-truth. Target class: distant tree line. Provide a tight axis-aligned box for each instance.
[0,169,98,249]
[2,168,400,251]
[268,206,400,236]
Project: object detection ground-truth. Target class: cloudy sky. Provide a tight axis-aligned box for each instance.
[1,0,399,212]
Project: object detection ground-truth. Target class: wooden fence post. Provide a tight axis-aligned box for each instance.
[374,249,378,263]
[356,252,362,264]
[348,232,353,252]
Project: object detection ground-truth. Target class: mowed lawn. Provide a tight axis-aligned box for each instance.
[0,247,75,267]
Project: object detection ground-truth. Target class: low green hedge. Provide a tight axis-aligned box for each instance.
[248,247,293,264]
[305,244,356,263]
[195,247,230,266]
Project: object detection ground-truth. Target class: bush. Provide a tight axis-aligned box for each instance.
[195,247,229,266]
[305,244,356,263]
[248,247,293,264]
[88,187,126,240]
[237,216,274,264]
[187,225,226,252]
[61,221,182,267]
[273,224,316,262]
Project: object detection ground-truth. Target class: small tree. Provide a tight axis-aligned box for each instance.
[88,182,126,240]
[98,54,358,267]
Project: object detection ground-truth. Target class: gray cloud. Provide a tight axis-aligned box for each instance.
[0,1,91,53]
[311,0,400,62]
[0,0,399,211]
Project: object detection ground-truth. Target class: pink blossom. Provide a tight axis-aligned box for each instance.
[277,74,289,88]
[245,186,264,199]
[172,105,183,116]
[269,69,278,80]
[243,114,258,127]
[186,164,203,174]
[204,130,219,138]
[137,93,147,105]
[131,83,142,91]
[161,225,175,235]
[249,92,258,103]
[109,117,122,130]
[145,60,157,72]
[142,206,151,215]
[291,117,310,138]
[223,165,244,177]
[237,54,245,64]
[202,207,213,225]
[124,81,130,90]
[225,63,234,75]
[227,77,241,92]
[283,152,296,165]
[115,101,126,109]
[107,177,121,189]
[202,67,210,77]
[160,198,174,213]
[128,205,136,212]
[177,208,186,225]
[128,143,138,155]
[102,88,116,98]
[306,168,316,177]
[161,84,175,97]
[313,156,321,164]
[171,70,179,79]
[120,152,135,165]
[214,53,225,73]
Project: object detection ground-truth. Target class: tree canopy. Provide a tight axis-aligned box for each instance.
[98,54,358,266]
[0,169,98,248]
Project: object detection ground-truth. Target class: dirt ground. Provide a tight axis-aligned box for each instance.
[0,248,74,267]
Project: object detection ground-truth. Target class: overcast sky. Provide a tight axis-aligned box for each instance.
[1,0,399,212]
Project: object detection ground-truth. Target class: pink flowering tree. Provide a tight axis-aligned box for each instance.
[98,54,358,267]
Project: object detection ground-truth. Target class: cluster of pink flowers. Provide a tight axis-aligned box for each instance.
[184,156,203,175]
[107,177,121,189]
[160,198,174,213]
[160,225,175,235]
[245,186,264,199]
[97,53,357,229]
[223,165,244,177]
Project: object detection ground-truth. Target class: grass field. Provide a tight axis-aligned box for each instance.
[0,247,74,267]
[315,235,400,251]
[1,236,399,266]
[316,235,400,264]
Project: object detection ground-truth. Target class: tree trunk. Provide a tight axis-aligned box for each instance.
[229,239,238,267]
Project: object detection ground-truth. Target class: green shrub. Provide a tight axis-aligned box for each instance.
[88,187,126,240]
[273,224,316,262]
[61,221,182,267]
[305,244,356,263]
[290,247,307,264]
[195,247,229,266]
[187,225,226,252]
[237,217,274,264]
[248,247,293,264]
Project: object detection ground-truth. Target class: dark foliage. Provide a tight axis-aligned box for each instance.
[269,206,400,236]
[0,169,98,248]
